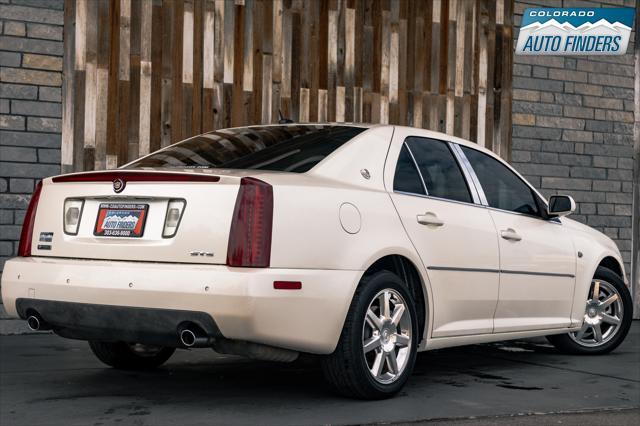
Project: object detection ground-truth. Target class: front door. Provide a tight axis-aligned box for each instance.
[460,146,576,333]
[388,134,500,337]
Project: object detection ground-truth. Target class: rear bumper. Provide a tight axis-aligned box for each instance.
[1,257,361,353]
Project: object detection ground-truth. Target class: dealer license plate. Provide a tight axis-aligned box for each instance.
[94,203,149,237]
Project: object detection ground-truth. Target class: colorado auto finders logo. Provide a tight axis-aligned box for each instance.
[516,8,634,55]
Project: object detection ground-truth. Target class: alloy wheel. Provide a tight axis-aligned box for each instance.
[569,279,624,348]
[362,289,412,384]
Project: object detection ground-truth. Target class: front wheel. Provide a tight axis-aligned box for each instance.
[547,266,632,355]
[89,341,175,369]
[321,271,419,399]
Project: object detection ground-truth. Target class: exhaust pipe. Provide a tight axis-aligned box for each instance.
[179,325,214,347]
[26,313,50,331]
[27,315,41,331]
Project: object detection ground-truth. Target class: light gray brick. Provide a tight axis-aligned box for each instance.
[593,156,618,168]
[593,180,621,192]
[573,83,603,96]
[0,178,6,192]
[0,146,37,162]
[0,131,60,148]
[513,101,562,115]
[562,130,593,142]
[602,86,634,100]
[588,73,634,89]
[541,177,591,191]
[532,66,547,78]
[613,122,633,135]
[583,96,623,110]
[585,120,612,132]
[536,116,584,130]
[4,21,26,37]
[0,67,62,86]
[0,194,29,209]
[517,163,569,177]
[9,178,33,193]
[10,100,61,117]
[587,215,631,228]
[0,210,12,224]
[563,105,593,119]
[513,64,531,76]
[542,140,574,153]
[0,51,21,67]
[570,166,606,179]
[548,68,587,82]
[0,99,8,114]
[615,204,632,216]
[579,203,596,215]
[0,4,63,25]
[608,169,633,181]
[514,126,562,140]
[0,241,13,256]
[618,157,633,169]
[558,154,591,166]
[37,148,60,163]
[0,225,21,240]
[0,35,62,56]
[513,76,564,92]
[27,116,61,132]
[0,161,59,178]
[597,204,614,215]
[0,115,24,130]
[26,23,63,41]
[512,138,542,151]
[11,0,64,10]
[554,93,582,105]
[39,86,61,101]
[0,83,38,100]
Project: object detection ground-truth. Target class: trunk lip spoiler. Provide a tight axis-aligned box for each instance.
[51,171,221,184]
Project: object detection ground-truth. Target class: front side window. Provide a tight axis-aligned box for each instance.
[127,125,366,173]
[404,137,472,203]
[461,146,540,216]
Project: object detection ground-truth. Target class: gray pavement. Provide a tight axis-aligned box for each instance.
[0,323,638,426]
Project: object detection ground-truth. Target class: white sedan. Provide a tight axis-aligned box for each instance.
[1,124,632,399]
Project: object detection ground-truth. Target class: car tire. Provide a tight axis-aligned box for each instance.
[321,270,419,399]
[89,341,175,369]
[547,266,632,355]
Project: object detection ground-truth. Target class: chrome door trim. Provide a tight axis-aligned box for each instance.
[427,266,575,278]
[449,143,488,206]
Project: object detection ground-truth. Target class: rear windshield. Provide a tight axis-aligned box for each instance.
[126,125,366,173]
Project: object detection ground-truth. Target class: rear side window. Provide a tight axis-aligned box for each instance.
[393,145,426,195]
[461,146,540,216]
[404,137,472,203]
[127,125,366,173]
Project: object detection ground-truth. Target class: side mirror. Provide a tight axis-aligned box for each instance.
[548,195,576,218]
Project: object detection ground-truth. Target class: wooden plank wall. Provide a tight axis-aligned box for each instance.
[61,0,514,172]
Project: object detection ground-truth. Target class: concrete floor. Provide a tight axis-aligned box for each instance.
[0,323,638,426]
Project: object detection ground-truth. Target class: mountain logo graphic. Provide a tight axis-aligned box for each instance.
[516,8,634,56]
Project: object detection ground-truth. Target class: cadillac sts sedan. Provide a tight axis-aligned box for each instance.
[1,124,632,399]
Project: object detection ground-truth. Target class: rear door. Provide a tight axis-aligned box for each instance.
[459,146,576,333]
[387,131,500,337]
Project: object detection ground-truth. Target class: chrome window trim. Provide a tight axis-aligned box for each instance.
[393,190,488,210]
[449,143,488,206]
[402,142,429,196]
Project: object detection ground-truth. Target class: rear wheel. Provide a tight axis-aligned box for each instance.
[89,341,175,369]
[547,266,632,355]
[321,271,418,399]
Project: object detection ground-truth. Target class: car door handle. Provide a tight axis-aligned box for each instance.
[417,212,444,227]
[500,228,522,241]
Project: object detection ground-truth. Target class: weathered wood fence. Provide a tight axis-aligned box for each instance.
[62,0,513,172]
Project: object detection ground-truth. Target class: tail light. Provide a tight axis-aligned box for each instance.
[226,178,273,268]
[18,180,43,257]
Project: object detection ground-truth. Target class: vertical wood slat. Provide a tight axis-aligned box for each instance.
[63,0,514,171]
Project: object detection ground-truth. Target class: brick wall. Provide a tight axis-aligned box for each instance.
[0,0,63,273]
[512,0,636,279]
